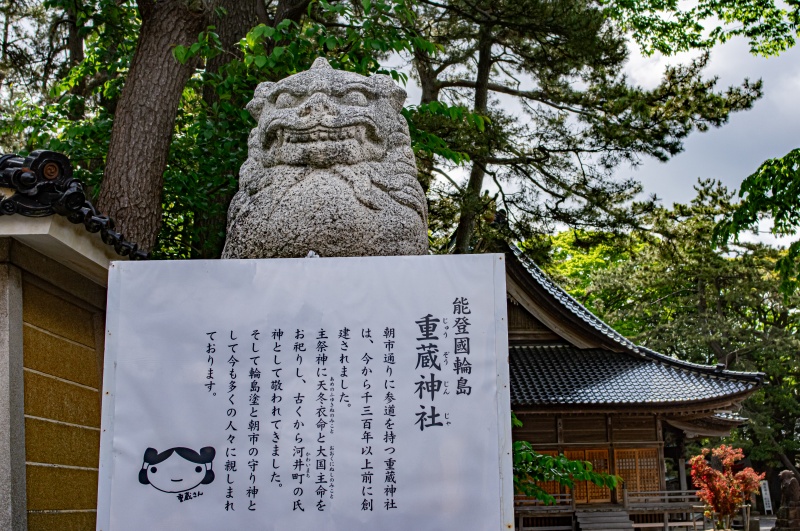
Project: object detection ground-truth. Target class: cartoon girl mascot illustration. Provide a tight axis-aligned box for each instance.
[139,447,216,493]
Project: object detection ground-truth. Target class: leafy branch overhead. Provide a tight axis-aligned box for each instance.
[603,0,800,56]
[1,0,799,258]
[410,0,768,254]
[2,0,489,256]
[715,149,800,294]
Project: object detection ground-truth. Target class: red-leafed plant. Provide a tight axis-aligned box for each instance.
[690,445,764,530]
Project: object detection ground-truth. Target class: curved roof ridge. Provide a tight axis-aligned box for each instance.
[635,345,763,383]
[0,150,148,260]
[509,244,639,352]
[507,244,764,384]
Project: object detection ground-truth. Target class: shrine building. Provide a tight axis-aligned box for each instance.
[505,245,762,530]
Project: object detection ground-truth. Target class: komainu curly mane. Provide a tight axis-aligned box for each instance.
[222,58,428,259]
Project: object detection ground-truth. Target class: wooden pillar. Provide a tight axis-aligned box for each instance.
[679,459,688,491]
[677,428,688,491]
[657,419,667,490]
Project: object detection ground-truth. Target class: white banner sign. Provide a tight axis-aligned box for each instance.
[760,480,772,513]
[97,254,512,530]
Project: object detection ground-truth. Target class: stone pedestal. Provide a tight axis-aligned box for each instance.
[773,504,800,530]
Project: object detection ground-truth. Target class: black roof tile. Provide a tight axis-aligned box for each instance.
[510,344,758,406]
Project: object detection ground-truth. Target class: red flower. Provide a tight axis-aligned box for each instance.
[689,445,764,529]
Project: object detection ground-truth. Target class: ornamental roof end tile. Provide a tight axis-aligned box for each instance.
[0,151,149,260]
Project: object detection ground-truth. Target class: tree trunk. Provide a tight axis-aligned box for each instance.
[191,0,266,258]
[273,0,311,27]
[65,5,86,120]
[202,0,266,106]
[2,7,11,63]
[454,25,492,254]
[415,49,441,105]
[412,48,441,194]
[98,0,212,252]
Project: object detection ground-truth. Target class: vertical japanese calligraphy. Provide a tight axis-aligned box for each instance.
[383,327,397,510]
[225,332,239,511]
[291,328,304,512]
[100,255,511,531]
[314,329,329,511]
[453,298,473,397]
[271,329,284,492]
[413,314,444,431]
[360,327,374,512]
[247,330,261,510]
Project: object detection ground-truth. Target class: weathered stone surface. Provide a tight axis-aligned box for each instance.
[774,471,800,531]
[773,506,800,530]
[222,57,428,258]
[781,471,800,507]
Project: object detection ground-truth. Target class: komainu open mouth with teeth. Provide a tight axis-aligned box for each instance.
[282,125,362,144]
[222,58,429,259]
[264,119,384,168]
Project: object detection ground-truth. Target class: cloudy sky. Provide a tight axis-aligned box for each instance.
[398,34,800,244]
[623,39,800,208]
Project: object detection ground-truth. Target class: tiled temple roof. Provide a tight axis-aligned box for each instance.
[510,344,759,406]
[508,244,640,352]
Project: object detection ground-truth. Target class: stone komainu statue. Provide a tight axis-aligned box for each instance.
[781,470,800,507]
[222,57,428,258]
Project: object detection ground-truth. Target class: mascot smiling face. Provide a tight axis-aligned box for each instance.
[222,58,428,259]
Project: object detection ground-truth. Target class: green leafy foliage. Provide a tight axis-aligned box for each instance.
[1,0,492,257]
[540,181,800,470]
[0,0,139,191]
[512,413,620,502]
[525,230,644,313]
[3,0,797,257]
[715,148,800,294]
[156,0,475,258]
[603,0,800,56]
[408,0,764,253]
[402,101,487,167]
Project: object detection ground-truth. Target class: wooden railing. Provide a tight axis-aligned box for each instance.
[514,495,575,531]
[621,490,704,530]
[623,489,700,510]
[514,493,576,513]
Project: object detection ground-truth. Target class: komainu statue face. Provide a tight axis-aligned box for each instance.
[222,58,428,259]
